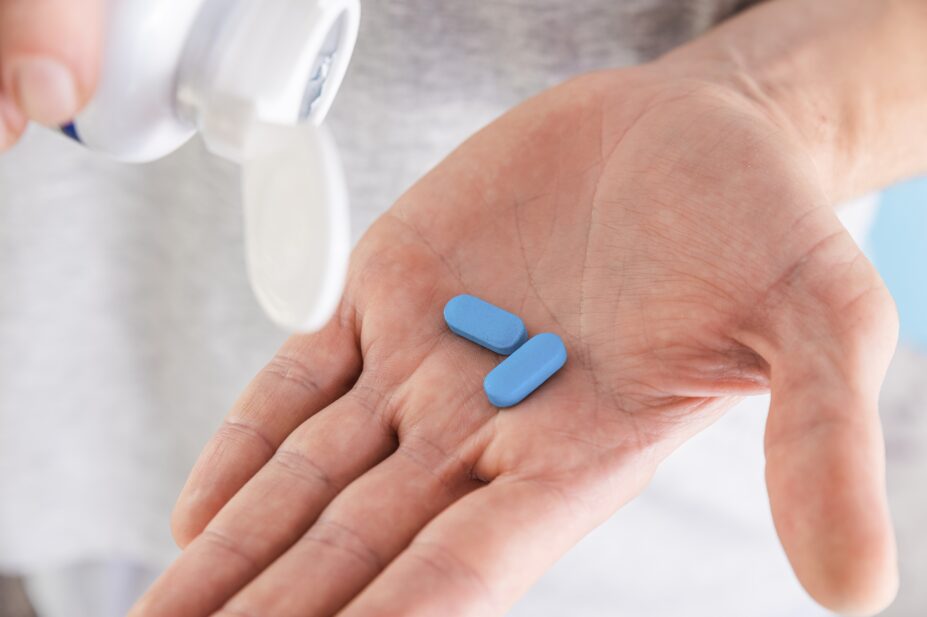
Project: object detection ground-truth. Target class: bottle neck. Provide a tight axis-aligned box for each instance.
[174,0,360,162]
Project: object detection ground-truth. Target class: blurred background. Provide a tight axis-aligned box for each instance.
[0,177,925,617]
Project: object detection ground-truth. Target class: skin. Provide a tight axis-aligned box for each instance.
[2,0,925,615]
[0,0,104,145]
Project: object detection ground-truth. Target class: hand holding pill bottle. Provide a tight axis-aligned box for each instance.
[2,0,360,331]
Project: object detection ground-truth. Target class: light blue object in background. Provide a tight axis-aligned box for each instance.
[484,333,567,408]
[870,176,927,349]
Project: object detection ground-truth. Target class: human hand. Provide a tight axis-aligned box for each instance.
[0,0,103,149]
[132,64,898,617]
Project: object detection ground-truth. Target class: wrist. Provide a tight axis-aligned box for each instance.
[654,0,927,202]
[651,44,865,202]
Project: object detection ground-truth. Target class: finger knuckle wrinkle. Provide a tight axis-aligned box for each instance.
[348,383,398,440]
[840,283,897,330]
[198,528,261,576]
[263,354,324,396]
[301,519,384,572]
[214,608,260,617]
[408,541,496,609]
[397,435,469,496]
[216,420,276,458]
[271,449,338,494]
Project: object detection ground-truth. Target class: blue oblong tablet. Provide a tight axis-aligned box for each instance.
[444,294,528,355]
[484,333,567,408]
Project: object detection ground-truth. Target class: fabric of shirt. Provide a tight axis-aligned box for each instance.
[0,1,868,615]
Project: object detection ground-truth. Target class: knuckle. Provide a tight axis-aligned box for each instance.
[299,519,384,573]
[261,353,324,397]
[197,528,261,577]
[213,609,259,617]
[347,381,399,441]
[840,278,898,340]
[396,433,470,497]
[271,448,339,495]
[214,419,276,458]
[406,540,496,610]
[759,226,898,350]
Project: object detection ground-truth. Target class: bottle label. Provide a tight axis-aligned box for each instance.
[60,123,83,143]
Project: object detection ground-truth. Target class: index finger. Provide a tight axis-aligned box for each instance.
[0,0,105,141]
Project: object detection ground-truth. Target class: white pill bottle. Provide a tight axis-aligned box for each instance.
[66,0,361,331]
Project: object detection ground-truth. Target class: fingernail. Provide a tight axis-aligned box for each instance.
[9,57,79,127]
[0,97,26,150]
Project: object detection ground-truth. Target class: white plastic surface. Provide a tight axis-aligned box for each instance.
[75,0,206,161]
[184,0,360,127]
[73,0,360,163]
[241,122,350,332]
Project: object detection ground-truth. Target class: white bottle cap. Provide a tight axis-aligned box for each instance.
[239,121,350,332]
[181,0,358,332]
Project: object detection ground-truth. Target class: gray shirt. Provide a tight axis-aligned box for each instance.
[0,2,842,615]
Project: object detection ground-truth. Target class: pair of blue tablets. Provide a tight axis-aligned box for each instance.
[443,294,567,408]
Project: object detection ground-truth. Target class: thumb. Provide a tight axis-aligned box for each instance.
[762,229,899,616]
[0,0,104,144]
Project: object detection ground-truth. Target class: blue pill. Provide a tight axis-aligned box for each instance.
[484,333,567,408]
[444,294,528,355]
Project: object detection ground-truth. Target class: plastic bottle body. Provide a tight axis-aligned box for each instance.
[73,0,206,161]
[70,0,360,163]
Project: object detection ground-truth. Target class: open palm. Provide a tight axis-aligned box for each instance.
[132,67,898,617]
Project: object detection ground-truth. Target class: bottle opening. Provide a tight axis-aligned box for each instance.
[177,0,360,136]
[299,11,350,122]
